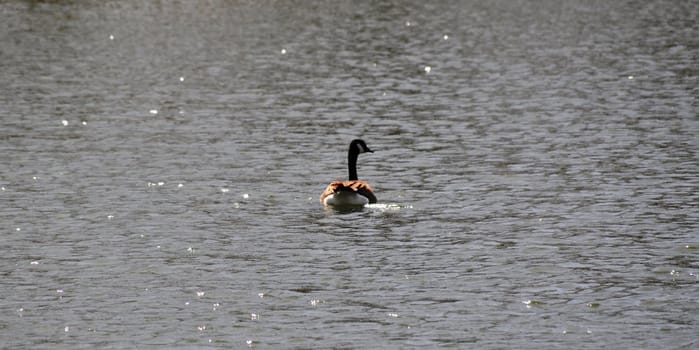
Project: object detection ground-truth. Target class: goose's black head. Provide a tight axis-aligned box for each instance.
[350,139,373,154]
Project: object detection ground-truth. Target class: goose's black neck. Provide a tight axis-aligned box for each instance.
[348,146,359,180]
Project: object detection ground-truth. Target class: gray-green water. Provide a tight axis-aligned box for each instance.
[1,1,697,349]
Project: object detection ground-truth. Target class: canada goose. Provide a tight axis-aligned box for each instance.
[320,139,377,207]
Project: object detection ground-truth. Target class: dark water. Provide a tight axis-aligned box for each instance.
[1,1,697,349]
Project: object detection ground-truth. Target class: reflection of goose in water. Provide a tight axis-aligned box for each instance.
[320,139,377,207]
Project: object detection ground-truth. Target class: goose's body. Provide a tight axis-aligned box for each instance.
[321,180,376,206]
[320,139,377,207]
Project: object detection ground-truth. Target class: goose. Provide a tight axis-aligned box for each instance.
[320,139,377,207]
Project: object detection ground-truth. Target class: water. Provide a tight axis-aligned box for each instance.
[1,1,697,348]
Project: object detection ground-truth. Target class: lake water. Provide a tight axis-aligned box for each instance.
[1,1,697,349]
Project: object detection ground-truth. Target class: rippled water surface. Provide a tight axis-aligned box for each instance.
[1,1,698,349]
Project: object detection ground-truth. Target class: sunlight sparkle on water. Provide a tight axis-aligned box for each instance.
[366,203,411,211]
[522,300,544,308]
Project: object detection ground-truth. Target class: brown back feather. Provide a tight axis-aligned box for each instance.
[320,180,377,204]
